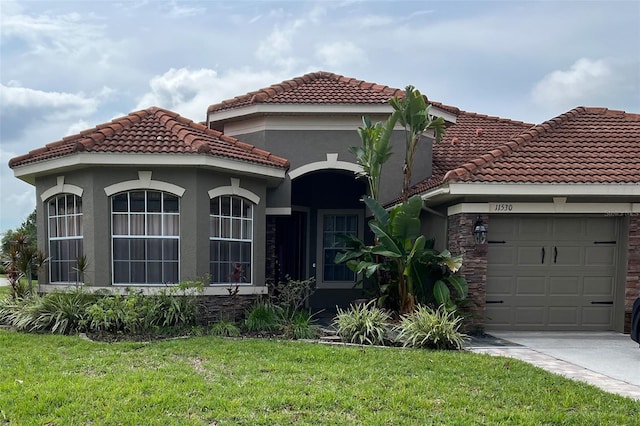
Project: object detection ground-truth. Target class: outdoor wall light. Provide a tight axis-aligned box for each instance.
[472,216,487,245]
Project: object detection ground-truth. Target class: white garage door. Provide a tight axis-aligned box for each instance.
[486,216,618,331]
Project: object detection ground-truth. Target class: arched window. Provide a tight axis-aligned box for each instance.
[47,194,83,283]
[111,190,179,284]
[210,196,253,284]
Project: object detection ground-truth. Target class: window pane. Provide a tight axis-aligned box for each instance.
[130,214,145,235]
[231,218,241,239]
[232,197,241,218]
[113,193,128,212]
[148,262,162,283]
[114,262,130,283]
[147,239,162,260]
[243,219,252,239]
[220,197,230,216]
[131,263,145,283]
[163,194,179,213]
[210,198,220,215]
[66,196,75,216]
[221,218,231,238]
[130,191,145,212]
[163,262,178,283]
[242,203,252,219]
[210,216,220,238]
[113,214,128,235]
[163,239,178,261]
[131,240,145,260]
[164,215,179,236]
[76,197,82,214]
[49,218,57,238]
[147,191,161,212]
[49,199,57,216]
[113,239,129,260]
[147,214,162,235]
[57,217,66,237]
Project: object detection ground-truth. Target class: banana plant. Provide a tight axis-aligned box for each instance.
[335,195,468,314]
[349,114,397,201]
[389,86,446,202]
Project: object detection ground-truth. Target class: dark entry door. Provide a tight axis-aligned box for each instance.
[275,210,307,282]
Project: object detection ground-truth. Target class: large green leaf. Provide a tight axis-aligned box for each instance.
[404,235,426,277]
[433,280,451,306]
[364,196,389,226]
[369,221,402,257]
[447,275,468,299]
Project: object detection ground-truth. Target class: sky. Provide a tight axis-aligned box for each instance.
[1,0,639,232]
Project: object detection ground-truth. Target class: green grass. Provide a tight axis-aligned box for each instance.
[0,330,637,425]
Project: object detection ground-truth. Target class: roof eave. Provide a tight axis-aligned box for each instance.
[208,103,457,126]
[12,152,288,187]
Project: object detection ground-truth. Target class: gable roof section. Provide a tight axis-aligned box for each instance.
[9,107,289,170]
[410,111,534,195]
[207,71,460,115]
[442,107,640,185]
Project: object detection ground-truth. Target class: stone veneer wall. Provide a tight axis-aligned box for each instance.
[447,213,489,331]
[265,216,277,284]
[625,215,640,333]
[197,295,259,324]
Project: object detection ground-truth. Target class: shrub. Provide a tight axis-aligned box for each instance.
[209,320,241,337]
[333,300,391,346]
[394,304,467,350]
[86,292,145,334]
[0,290,95,334]
[281,309,318,340]
[244,300,282,333]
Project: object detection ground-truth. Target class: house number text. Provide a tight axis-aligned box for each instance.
[491,203,514,212]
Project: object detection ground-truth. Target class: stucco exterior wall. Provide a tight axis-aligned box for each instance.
[35,166,270,289]
[232,128,433,207]
[625,215,640,332]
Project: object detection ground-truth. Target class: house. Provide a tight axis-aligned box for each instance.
[9,71,640,332]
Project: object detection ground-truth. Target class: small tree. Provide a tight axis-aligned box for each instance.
[2,231,49,298]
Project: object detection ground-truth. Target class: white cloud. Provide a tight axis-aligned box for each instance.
[531,58,613,108]
[135,67,288,120]
[66,120,92,136]
[165,0,205,18]
[0,84,98,116]
[316,41,368,68]
[0,147,35,231]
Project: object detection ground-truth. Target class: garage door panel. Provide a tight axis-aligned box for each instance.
[485,307,512,326]
[486,216,617,331]
[587,218,617,240]
[552,245,583,266]
[514,307,545,326]
[515,277,545,296]
[548,307,578,325]
[487,246,515,265]
[549,276,579,296]
[486,275,515,296]
[552,218,584,239]
[585,246,616,266]
[517,246,546,265]
[582,306,612,326]
[583,276,614,297]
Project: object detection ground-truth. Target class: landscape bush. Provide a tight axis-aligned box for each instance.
[333,300,391,346]
[395,304,467,350]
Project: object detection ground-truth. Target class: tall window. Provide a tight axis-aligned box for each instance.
[48,194,83,283]
[111,190,179,284]
[210,196,253,284]
[322,213,358,282]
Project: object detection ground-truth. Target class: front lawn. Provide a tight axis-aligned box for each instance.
[0,330,637,425]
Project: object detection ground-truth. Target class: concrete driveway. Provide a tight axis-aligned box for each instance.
[469,331,640,400]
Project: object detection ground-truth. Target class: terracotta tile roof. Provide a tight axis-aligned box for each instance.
[9,107,289,170]
[409,111,534,195]
[207,71,460,115]
[442,107,640,184]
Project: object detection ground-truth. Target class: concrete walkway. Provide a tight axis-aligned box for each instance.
[467,331,640,400]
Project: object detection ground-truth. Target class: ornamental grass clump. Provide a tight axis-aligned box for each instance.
[395,304,467,350]
[244,300,282,333]
[333,300,391,346]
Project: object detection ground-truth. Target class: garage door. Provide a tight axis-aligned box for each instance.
[486,216,618,331]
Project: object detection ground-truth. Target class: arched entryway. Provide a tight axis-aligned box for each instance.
[273,169,370,310]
